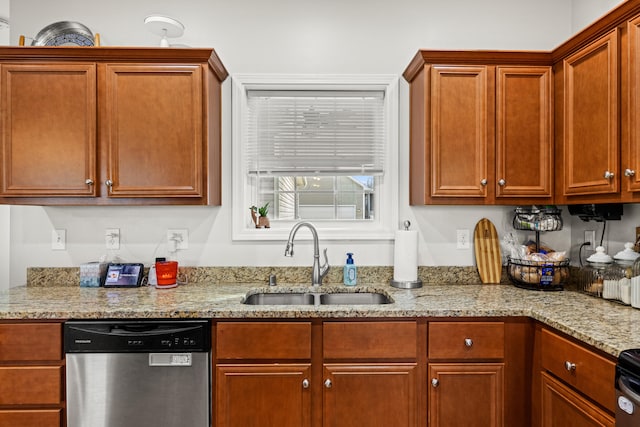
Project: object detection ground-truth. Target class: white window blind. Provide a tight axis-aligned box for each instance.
[246,90,385,176]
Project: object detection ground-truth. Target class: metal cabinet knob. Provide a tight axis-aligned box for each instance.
[480,179,488,186]
[604,171,614,179]
[105,179,114,188]
[324,379,332,389]
[85,178,94,185]
[564,361,576,372]
[431,378,439,388]
[302,379,310,389]
[625,169,636,177]
[464,338,473,347]
[498,179,506,186]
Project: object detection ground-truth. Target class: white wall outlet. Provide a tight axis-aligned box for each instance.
[168,229,189,251]
[456,229,470,250]
[585,230,596,250]
[52,229,66,250]
[105,228,120,250]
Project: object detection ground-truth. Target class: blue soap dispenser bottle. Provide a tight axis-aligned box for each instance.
[344,253,357,286]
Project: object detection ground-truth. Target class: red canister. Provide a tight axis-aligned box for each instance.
[155,261,178,288]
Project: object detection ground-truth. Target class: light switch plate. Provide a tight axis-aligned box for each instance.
[105,228,120,250]
[52,229,66,250]
[167,229,188,250]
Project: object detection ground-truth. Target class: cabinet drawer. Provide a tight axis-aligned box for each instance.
[0,366,62,405]
[0,409,61,427]
[323,321,417,359]
[429,322,505,360]
[0,323,62,361]
[540,328,615,412]
[216,322,311,360]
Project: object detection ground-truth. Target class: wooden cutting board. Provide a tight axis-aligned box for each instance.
[474,218,502,284]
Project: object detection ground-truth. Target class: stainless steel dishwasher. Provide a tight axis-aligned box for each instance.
[65,320,211,427]
[616,348,640,427]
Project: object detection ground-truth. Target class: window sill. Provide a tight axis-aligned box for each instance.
[232,223,395,242]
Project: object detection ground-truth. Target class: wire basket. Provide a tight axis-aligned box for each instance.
[507,257,569,291]
[513,206,563,232]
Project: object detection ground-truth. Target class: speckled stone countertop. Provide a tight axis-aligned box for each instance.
[2,278,640,358]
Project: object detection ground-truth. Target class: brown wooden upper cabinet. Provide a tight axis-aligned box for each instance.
[0,47,227,205]
[554,30,620,202]
[403,51,553,205]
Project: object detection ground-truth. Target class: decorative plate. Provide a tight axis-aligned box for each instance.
[31,21,95,47]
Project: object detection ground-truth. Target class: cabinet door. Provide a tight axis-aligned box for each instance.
[216,364,311,427]
[323,363,418,427]
[561,30,619,197]
[428,363,504,427]
[102,64,204,198]
[0,63,97,196]
[496,66,552,200]
[430,66,491,199]
[626,15,640,192]
[541,372,614,427]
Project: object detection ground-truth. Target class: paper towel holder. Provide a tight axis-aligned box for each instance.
[390,220,423,289]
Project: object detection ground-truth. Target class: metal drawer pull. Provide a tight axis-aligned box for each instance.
[324,379,332,389]
[604,171,614,179]
[625,169,636,177]
[464,338,473,347]
[302,379,309,389]
[564,361,576,372]
[498,179,506,186]
[85,178,94,185]
[431,378,439,388]
[480,179,488,186]
[105,179,114,187]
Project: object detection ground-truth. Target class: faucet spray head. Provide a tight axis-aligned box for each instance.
[284,242,294,257]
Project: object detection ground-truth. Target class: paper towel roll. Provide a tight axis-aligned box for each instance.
[393,229,418,282]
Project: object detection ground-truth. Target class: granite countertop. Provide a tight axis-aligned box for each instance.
[2,281,640,358]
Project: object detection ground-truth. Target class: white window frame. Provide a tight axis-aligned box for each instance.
[232,74,398,241]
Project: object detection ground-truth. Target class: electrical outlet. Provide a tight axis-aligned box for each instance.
[52,229,66,250]
[105,228,120,250]
[585,230,596,250]
[456,229,470,250]
[167,229,189,250]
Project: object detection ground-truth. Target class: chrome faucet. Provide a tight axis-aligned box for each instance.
[284,221,330,286]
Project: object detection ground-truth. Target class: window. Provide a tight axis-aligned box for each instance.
[232,75,398,241]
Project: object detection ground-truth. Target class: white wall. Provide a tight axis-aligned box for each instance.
[571,0,626,33]
[3,0,617,287]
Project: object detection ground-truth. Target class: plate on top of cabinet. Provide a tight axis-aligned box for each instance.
[31,21,95,46]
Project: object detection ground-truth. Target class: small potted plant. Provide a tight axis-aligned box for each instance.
[249,203,271,228]
[257,202,270,228]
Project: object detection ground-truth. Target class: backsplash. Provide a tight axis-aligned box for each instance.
[26,265,495,287]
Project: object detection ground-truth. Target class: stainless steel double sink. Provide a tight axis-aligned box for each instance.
[243,290,393,305]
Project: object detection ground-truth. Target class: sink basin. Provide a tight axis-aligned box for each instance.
[243,292,315,305]
[320,292,392,305]
[242,290,393,305]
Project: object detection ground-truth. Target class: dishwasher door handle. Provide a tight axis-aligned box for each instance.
[620,376,640,405]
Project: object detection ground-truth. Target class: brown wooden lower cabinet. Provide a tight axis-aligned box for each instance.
[428,362,505,427]
[0,322,64,427]
[323,363,418,427]
[540,372,614,427]
[215,364,312,427]
[0,409,62,427]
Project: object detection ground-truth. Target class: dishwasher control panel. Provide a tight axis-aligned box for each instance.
[64,320,211,353]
